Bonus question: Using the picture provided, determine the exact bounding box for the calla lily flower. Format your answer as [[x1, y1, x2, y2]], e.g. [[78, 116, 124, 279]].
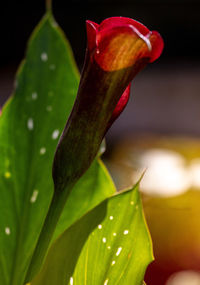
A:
[[25, 18, 164, 282], [53, 17, 164, 192]]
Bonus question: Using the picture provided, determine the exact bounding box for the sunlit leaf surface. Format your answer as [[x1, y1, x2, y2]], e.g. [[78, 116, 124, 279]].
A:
[[32, 184, 153, 285], [53, 159, 115, 241], [0, 13, 115, 285]]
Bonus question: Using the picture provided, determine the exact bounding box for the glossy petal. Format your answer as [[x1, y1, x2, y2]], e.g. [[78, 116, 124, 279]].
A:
[[86, 21, 98, 51], [99, 17, 150, 35], [86, 17, 164, 71], [149, 31, 164, 62], [108, 84, 131, 128], [95, 26, 151, 71]]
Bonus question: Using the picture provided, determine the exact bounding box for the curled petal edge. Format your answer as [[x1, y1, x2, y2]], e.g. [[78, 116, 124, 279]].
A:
[[86, 20, 164, 71], [98, 17, 150, 35], [107, 84, 131, 129]]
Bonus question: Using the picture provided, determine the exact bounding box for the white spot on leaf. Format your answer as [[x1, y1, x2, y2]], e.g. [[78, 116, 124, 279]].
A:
[[27, 118, 34, 130], [41, 52, 48, 62], [109, 216, 114, 220], [40, 147, 46, 155], [98, 224, 102, 229], [5, 227, 10, 235], [32, 92, 38, 100], [30, 190, 39, 203], [70, 276, 73, 285], [107, 246, 111, 250], [113, 233, 117, 237], [123, 230, 129, 235], [102, 237, 106, 243], [116, 247, 122, 256], [111, 260, 116, 266], [52, 130, 60, 140], [104, 279, 109, 285]]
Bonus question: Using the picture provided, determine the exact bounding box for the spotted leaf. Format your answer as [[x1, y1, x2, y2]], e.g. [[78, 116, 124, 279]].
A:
[[31, 183, 153, 285], [0, 12, 115, 285]]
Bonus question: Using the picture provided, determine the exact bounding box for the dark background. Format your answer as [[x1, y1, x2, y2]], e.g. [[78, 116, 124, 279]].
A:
[[1, 0, 200, 147], [0, 0, 200, 67]]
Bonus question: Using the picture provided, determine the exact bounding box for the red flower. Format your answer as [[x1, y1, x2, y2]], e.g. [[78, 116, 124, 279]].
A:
[[53, 17, 164, 191], [86, 17, 163, 123], [24, 18, 164, 283], [86, 17, 163, 70]]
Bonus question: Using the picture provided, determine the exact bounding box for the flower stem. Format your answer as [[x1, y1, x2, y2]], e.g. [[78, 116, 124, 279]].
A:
[[24, 187, 70, 283]]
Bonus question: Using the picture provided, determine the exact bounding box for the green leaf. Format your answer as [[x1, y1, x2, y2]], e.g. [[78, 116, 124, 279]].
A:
[[32, 184, 153, 285], [0, 12, 114, 285], [53, 158, 115, 241]]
